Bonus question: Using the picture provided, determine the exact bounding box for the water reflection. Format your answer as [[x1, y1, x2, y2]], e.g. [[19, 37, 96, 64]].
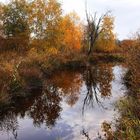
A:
[[46, 71, 83, 107], [98, 64, 113, 98], [0, 112, 18, 140], [82, 64, 113, 114], [0, 64, 126, 140], [82, 129, 91, 140], [28, 88, 62, 128]]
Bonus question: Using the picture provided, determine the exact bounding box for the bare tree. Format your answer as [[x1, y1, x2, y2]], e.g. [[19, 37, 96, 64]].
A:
[[85, 1, 109, 56]]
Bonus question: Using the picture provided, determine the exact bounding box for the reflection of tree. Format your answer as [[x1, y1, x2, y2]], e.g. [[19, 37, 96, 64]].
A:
[[82, 129, 91, 140], [0, 70, 83, 137], [82, 66, 101, 114], [0, 65, 114, 139], [46, 70, 83, 107], [0, 89, 43, 139], [28, 87, 62, 128], [65, 92, 79, 107], [0, 86, 62, 136], [82, 64, 113, 114], [0, 111, 18, 140], [98, 64, 113, 98]]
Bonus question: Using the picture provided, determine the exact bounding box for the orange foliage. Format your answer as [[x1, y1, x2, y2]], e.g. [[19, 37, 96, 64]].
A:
[[46, 70, 82, 106], [120, 39, 135, 48], [61, 12, 83, 53]]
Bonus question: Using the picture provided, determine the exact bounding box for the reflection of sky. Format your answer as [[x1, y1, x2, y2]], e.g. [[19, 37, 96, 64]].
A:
[[58, 66, 127, 140], [0, 65, 127, 140]]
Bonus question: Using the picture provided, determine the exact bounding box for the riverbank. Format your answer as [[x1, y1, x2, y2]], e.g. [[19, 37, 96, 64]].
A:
[[0, 50, 125, 109], [102, 47, 140, 140]]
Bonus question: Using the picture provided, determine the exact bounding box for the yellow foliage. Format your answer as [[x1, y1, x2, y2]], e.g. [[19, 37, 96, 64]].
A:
[[61, 12, 83, 53], [46, 47, 59, 56], [96, 14, 116, 52]]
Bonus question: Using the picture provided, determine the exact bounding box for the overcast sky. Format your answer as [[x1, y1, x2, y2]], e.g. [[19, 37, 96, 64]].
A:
[[1, 0, 140, 39], [61, 0, 140, 40]]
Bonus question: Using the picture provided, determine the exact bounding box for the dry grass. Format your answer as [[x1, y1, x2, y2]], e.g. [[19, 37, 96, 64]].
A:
[[103, 42, 140, 140]]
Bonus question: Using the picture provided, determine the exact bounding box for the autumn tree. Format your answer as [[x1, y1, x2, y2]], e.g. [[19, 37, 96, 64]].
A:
[[28, 0, 47, 39], [0, 0, 30, 51], [44, 0, 62, 48], [95, 14, 116, 52], [84, 8, 109, 56], [29, 0, 62, 49], [29, 1, 83, 54], [61, 12, 83, 54]]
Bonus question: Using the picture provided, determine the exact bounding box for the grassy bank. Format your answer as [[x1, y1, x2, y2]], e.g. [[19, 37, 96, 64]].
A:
[[0, 49, 125, 108], [102, 47, 140, 140]]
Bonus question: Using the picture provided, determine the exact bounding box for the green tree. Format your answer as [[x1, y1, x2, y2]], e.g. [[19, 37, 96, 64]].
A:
[[30, 0, 62, 49], [96, 14, 116, 52], [0, 0, 30, 51], [1, 0, 29, 38]]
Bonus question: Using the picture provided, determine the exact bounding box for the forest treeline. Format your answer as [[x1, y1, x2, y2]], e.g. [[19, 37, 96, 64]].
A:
[[0, 0, 117, 54]]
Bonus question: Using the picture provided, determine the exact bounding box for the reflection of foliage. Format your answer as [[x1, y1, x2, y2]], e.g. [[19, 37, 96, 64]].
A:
[[0, 86, 62, 137], [0, 64, 115, 139], [82, 66, 100, 114], [98, 64, 113, 98], [0, 70, 83, 135], [82, 64, 113, 114], [0, 111, 18, 140], [29, 87, 62, 128], [0, 66, 12, 106], [101, 121, 113, 140], [46, 70, 82, 106]]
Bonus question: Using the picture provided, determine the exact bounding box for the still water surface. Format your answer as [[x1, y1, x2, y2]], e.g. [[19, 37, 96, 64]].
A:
[[0, 64, 126, 140]]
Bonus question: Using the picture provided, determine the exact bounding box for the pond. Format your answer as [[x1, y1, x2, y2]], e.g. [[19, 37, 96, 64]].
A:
[[0, 64, 127, 140]]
